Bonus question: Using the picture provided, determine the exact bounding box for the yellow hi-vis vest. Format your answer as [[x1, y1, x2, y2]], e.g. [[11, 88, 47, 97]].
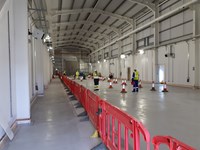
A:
[[134, 71, 139, 80], [93, 72, 99, 79], [76, 71, 79, 76]]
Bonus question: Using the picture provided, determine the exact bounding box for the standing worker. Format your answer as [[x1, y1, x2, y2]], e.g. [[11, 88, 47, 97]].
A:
[[93, 70, 99, 91], [132, 69, 139, 92], [75, 70, 79, 79], [63, 70, 66, 76]]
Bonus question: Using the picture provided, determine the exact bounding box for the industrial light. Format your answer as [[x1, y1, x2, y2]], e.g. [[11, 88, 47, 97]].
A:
[[120, 54, 126, 59], [104, 59, 106, 62], [43, 34, 51, 43], [89, 63, 91, 65], [139, 49, 144, 55], [97, 61, 100, 63]]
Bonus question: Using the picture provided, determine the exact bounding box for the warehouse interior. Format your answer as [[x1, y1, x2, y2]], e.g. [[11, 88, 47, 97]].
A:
[[0, 0, 200, 149]]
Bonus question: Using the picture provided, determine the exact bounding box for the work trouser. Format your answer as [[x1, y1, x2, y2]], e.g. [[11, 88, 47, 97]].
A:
[[94, 78, 99, 89], [133, 80, 138, 92]]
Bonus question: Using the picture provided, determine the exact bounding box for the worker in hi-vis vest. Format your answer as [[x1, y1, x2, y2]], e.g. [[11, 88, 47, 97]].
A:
[[75, 70, 79, 79], [93, 70, 99, 91], [132, 69, 139, 92], [63, 70, 66, 76]]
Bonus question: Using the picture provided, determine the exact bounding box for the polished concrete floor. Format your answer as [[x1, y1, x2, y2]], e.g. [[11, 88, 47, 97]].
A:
[[3, 78, 99, 150], [76, 78, 200, 149]]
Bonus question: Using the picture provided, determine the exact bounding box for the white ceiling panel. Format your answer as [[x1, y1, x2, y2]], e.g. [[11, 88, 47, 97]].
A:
[[96, 0, 112, 10], [104, 0, 124, 12], [69, 14, 79, 22], [95, 15, 108, 24], [73, 0, 86, 9], [115, 1, 135, 15], [60, 15, 69, 22], [61, 0, 73, 9]]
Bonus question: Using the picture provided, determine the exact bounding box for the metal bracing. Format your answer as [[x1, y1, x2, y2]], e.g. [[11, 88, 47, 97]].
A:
[[52, 21, 120, 35], [53, 40, 98, 49], [54, 43, 94, 51], [52, 29, 110, 40], [127, 0, 155, 12], [50, 8, 133, 26], [52, 35, 103, 44], [90, 0, 198, 55]]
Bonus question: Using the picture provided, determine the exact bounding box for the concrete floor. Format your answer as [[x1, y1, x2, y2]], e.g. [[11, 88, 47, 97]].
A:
[[3, 78, 100, 150], [76, 78, 200, 149]]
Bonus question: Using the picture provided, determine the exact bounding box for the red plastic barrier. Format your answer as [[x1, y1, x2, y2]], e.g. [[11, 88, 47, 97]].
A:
[[152, 136, 196, 150], [86, 90, 100, 130], [60, 77, 195, 150], [80, 86, 87, 109], [99, 100, 150, 150], [73, 82, 80, 99]]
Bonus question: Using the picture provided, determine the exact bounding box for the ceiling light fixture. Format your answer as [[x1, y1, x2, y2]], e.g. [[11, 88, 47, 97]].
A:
[[120, 54, 126, 59], [139, 49, 144, 55]]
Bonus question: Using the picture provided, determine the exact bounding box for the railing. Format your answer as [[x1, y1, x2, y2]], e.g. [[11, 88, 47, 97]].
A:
[[152, 136, 196, 150], [60, 75, 196, 150], [99, 100, 150, 150]]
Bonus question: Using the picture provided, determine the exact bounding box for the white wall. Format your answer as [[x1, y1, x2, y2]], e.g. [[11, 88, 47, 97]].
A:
[[14, 0, 30, 122], [0, 0, 15, 139], [0, 0, 53, 140], [157, 41, 195, 85], [93, 39, 195, 86]]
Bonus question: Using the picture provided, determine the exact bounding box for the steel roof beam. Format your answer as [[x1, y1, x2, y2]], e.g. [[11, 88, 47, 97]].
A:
[[59, 46, 91, 53], [53, 40, 98, 49], [54, 43, 94, 51], [50, 8, 133, 26], [52, 29, 109, 40], [127, 0, 155, 12], [52, 35, 103, 44], [52, 21, 120, 35]]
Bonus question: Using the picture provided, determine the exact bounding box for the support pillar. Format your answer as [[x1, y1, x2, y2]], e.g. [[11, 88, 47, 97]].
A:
[[154, 2, 160, 83], [108, 37, 111, 73], [118, 38, 122, 79], [14, 0, 30, 123], [132, 20, 136, 73], [193, 3, 200, 88]]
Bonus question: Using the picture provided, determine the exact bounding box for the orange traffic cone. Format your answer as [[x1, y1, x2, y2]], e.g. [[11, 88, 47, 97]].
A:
[[162, 82, 168, 92], [150, 81, 156, 91], [113, 79, 118, 84], [121, 80, 127, 93], [139, 80, 143, 88], [109, 81, 113, 88], [80, 76, 83, 82]]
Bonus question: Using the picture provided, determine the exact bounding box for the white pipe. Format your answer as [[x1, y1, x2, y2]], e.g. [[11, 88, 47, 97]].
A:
[[90, 0, 198, 55]]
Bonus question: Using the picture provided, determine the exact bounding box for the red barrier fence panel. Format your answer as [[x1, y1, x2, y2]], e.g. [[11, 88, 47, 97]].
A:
[[73, 82, 79, 100], [99, 100, 150, 150], [152, 136, 196, 150], [80, 86, 87, 109], [86, 90, 100, 130]]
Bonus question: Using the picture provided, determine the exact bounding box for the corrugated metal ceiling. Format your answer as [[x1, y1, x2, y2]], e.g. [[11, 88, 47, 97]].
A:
[[28, 0, 160, 52]]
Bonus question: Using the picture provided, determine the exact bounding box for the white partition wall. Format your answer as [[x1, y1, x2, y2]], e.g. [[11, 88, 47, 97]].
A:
[[0, 0, 15, 139], [13, 0, 30, 123], [0, 0, 53, 140]]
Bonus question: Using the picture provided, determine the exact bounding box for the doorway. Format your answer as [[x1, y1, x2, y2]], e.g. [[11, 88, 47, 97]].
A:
[[127, 67, 131, 81], [158, 65, 165, 83]]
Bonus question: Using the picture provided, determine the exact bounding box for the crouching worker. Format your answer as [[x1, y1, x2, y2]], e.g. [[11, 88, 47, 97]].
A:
[[93, 70, 99, 91]]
